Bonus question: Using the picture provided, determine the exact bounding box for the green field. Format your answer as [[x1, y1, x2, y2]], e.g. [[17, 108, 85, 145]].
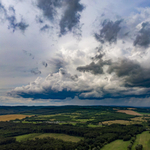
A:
[[15, 133, 83, 143], [131, 131, 150, 150], [101, 140, 130, 150]]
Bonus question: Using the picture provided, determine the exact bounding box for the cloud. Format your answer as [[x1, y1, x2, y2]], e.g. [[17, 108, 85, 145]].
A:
[[30, 68, 41, 75], [108, 59, 150, 88], [59, 0, 84, 36], [77, 59, 111, 75], [0, 2, 7, 22], [134, 22, 150, 47], [40, 24, 52, 32], [42, 61, 48, 67], [7, 69, 82, 99], [7, 16, 29, 32], [0, 2, 29, 32], [94, 19, 122, 44], [37, 0, 62, 21], [36, 0, 84, 36]]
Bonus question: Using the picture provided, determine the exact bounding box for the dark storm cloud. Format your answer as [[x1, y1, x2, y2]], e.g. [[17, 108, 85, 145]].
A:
[[59, 0, 84, 36], [77, 59, 111, 75], [37, 0, 62, 21], [7, 88, 79, 100], [134, 22, 150, 47], [108, 59, 150, 88], [31, 68, 41, 75], [94, 20, 122, 43]]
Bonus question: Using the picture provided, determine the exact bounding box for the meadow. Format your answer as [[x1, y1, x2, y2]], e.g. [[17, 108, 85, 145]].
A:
[[101, 140, 130, 150], [131, 131, 150, 150], [16, 133, 83, 142]]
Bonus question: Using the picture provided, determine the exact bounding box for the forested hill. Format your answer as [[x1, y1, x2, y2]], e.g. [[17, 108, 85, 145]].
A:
[[0, 105, 150, 115]]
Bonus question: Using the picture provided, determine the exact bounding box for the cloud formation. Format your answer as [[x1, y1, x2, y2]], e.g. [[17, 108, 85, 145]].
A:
[[108, 59, 150, 88], [36, 0, 84, 36], [77, 59, 111, 75], [0, 2, 29, 32], [59, 0, 84, 36], [94, 20, 122, 43], [134, 22, 150, 47], [37, 0, 62, 21]]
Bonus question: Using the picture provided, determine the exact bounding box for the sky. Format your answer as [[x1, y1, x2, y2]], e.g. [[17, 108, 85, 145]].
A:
[[1, 0, 150, 106]]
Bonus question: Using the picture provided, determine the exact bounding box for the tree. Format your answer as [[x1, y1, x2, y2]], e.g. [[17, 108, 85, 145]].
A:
[[135, 144, 143, 150]]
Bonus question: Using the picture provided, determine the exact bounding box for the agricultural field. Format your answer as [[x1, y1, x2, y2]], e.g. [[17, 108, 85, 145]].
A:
[[20, 107, 150, 127], [131, 131, 150, 150], [101, 140, 130, 150], [0, 114, 32, 121], [0, 106, 149, 149], [117, 110, 142, 116], [16, 133, 83, 142]]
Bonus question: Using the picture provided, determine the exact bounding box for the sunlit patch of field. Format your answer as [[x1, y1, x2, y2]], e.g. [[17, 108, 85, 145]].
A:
[[102, 120, 131, 125], [101, 140, 130, 150], [131, 116, 150, 122], [0, 114, 32, 121], [102, 120, 137, 125], [117, 110, 142, 116], [131, 131, 150, 150], [15, 133, 83, 143]]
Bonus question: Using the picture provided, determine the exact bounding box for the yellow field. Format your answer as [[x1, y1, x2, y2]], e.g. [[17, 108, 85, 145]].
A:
[[102, 120, 132, 125], [0, 114, 32, 121], [117, 110, 142, 116]]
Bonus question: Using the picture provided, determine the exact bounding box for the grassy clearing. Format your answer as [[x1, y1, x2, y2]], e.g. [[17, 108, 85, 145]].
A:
[[131, 131, 150, 150], [0, 114, 32, 121], [101, 140, 130, 150], [16, 133, 41, 142], [88, 124, 102, 127], [15, 133, 83, 143], [35, 133, 83, 142]]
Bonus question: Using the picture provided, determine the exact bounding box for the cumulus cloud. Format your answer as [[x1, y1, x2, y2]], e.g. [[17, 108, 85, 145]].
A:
[[4, 0, 150, 105], [77, 59, 111, 75], [108, 59, 150, 88]]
